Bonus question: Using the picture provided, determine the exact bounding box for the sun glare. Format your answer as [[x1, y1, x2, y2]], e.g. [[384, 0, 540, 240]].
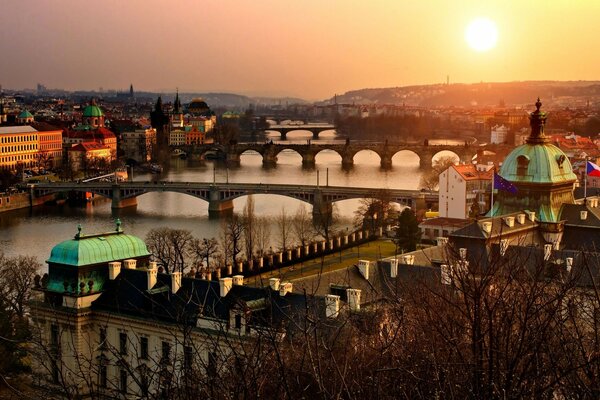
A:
[[465, 18, 498, 52]]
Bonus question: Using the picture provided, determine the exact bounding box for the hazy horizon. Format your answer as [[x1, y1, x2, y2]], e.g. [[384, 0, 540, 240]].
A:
[[2, 1, 599, 100]]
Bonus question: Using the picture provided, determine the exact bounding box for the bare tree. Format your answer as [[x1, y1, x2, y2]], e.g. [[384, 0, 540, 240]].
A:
[[146, 228, 194, 273], [354, 189, 395, 235], [220, 215, 244, 266], [190, 238, 219, 270], [254, 217, 272, 257], [242, 195, 256, 260], [276, 207, 293, 251], [292, 204, 314, 246], [0, 254, 40, 319]]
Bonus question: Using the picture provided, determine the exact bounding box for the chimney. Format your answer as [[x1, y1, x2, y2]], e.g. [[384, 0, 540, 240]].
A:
[[171, 271, 182, 294], [482, 222, 492, 234], [232, 275, 244, 286], [123, 259, 137, 269], [517, 213, 526, 224], [436, 237, 449, 247], [504, 216, 515, 228], [269, 278, 280, 291], [108, 262, 121, 280], [325, 295, 340, 318], [500, 239, 509, 256], [527, 211, 536, 222], [279, 282, 293, 296], [389, 259, 398, 278], [219, 277, 232, 297], [580, 210, 588, 220], [459, 248, 467, 260], [357, 260, 370, 280], [565, 257, 573, 272], [147, 263, 157, 290], [402, 254, 415, 265], [441, 264, 451, 285], [346, 288, 361, 311], [544, 244, 552, 261]]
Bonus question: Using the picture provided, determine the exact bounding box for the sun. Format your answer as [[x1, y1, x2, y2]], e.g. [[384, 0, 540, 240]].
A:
[[465, 18, 498, 52]]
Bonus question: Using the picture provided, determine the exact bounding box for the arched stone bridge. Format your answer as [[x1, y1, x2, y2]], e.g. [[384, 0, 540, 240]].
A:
[[188, 142, 481, 169], [265, 124, 336, 139], [25, 181, 438, 218]]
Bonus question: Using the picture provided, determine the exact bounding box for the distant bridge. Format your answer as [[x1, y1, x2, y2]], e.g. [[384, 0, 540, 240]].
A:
[[183, 142, 494, 169], [265, 124, 336, 139], [24, 181, 438, 218]]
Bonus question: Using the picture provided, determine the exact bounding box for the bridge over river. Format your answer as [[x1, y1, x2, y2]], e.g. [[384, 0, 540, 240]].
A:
[[182, 141, 502, 169], [24, 181, 438, 219]]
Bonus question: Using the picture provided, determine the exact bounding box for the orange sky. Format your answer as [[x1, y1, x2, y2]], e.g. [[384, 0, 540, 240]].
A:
[[1, 0, 599, 100]]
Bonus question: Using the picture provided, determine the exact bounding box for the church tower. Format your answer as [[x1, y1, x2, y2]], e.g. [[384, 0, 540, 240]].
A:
[[171, 90, 184, 128]]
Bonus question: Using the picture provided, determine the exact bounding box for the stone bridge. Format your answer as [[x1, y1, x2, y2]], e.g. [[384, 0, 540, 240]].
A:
[[24, 181, 438, 218], [186, 142, 481, 169], [265, 124, 336, 139]]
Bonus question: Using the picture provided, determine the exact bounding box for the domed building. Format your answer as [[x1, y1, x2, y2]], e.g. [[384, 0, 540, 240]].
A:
[[82, 99, 105, 128], [187, 97, 212, 117], [17, 109, 34, 124], [490, 98, 577, 222]]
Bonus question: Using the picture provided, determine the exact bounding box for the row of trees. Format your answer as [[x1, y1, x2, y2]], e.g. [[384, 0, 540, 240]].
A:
[[145, 197, 342, 273]]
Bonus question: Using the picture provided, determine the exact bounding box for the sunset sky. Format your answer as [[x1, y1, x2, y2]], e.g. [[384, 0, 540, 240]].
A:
[[1, 0, 599, 100]]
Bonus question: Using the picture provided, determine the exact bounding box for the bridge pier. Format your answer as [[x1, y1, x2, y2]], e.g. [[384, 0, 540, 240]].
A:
[[341, 154, 354, 169], [380, 155, 393, 170], [311, 130, 320, 139], [208, 188, 234, 218], [312, 191, 333, 222], [226, 152, 241, 166], [280, 131, 287, 140], [302, 153, 316, 168], [111, 186, 138, 209], [262, 151, 278, 167]]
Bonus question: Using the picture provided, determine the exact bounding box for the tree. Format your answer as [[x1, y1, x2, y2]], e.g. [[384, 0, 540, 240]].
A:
[[312, 204, 339, 241], [292, 205, 314, 246], [394, 208, 421, 252], [242, 196, 256, 260], [354, 190, 395, 235], [254, 217, 272, 257], [190, 238, 219, 270], [145, 228, 194, 273], [0, 254, 40, 319], [220, 215, 244, 266], [420, 155, 457, 190], [276, 207, 293, 251]]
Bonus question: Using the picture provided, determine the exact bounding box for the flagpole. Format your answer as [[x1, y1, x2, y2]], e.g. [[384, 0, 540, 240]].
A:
[[584, 159, 588, 199]]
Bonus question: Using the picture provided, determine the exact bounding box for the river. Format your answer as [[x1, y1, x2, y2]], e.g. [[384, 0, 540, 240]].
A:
[[0, 131, 459, 263]]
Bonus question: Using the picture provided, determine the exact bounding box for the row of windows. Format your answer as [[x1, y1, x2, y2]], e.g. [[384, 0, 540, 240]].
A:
[[1, 154, 35, 163], [0, 134, 38, 144], [0, 144, 38, 153]]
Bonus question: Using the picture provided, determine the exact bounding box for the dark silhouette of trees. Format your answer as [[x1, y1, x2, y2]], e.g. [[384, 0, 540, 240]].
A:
[[394, 208, 421, 252]]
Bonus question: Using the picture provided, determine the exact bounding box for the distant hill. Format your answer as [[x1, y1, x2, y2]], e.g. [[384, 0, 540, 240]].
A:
[[146, 92, 308, 109], [323, 81, 600, 107]]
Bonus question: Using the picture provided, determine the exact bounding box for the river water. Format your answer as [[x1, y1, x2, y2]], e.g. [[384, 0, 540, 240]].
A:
[[0, 131, 459, 263]]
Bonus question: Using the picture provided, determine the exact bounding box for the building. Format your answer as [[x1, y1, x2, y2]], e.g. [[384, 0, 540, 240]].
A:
[[490, 124, 509, 144], [81, 100, 105, 128], [169, 127, 187, 146], [30, 222, 338, 398], [68, 142, 113, 172], [438, 163, 493, 219], [120, 128, 157, 163], [0, 126, 39, 171]]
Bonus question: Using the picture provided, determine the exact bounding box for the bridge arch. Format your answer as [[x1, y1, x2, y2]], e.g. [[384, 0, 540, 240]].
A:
[[351, 149, 384, 165], [314, 148, 343, 162], [431, 149, 461, 166], [390, 149, 421, 167]]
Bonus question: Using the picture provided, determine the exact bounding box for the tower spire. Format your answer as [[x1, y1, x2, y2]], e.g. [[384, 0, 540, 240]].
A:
[[526, 97, 548, 144]]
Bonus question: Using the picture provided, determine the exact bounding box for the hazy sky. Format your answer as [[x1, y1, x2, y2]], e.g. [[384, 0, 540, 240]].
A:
[[1, 0, 599, 100]]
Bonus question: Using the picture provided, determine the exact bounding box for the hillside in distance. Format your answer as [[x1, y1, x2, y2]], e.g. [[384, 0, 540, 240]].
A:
[[324, 81, 600, 107]]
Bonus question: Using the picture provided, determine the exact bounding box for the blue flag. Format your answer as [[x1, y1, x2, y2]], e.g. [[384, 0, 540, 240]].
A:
[[494, 173, 518, 194]]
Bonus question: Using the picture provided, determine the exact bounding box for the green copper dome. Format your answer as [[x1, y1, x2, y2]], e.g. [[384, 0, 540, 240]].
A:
[[18, 110, 33, 119], [499, 143, 576, 184], [83, 104, 104, 118], [47, 229, 150, 267]]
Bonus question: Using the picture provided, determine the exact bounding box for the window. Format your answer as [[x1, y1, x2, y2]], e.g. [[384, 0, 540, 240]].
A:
[[120, 369, 128, 393], [99, 364, 107, 388], [517, 155, 529, 175], [119, 332, 128, 355], [234, 314, 242, 330], [161, 341, 171, 363], [207, 352, 217, 377], [184, 346, 193, 370], [98, 327, 107, 350], [140, 337, 148, 360], [50, 324, 59, 347]]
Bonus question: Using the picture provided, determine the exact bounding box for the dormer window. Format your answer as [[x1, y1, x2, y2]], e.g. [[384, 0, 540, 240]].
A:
[[556, 154, 566, 169], [517, 155, 530, 175]]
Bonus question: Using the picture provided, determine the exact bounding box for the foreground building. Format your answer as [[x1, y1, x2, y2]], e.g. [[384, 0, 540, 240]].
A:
[[30, 221, 339, 397]]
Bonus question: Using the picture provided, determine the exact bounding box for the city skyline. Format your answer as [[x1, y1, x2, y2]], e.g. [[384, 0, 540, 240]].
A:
[[2, 1, 600, 100]]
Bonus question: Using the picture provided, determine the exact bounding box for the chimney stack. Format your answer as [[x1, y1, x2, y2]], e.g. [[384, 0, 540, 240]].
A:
[[325, 295, 340, 318], [232, 275, 244, 286], [219, 277, 233, 297], [108, 262, 122, 280], [147, 262, 157, 289], [123, 259, 137, 269], [279, 282, 293, 296], [269, 278, 280, 291], [389, 259, 398, 278], [171, 271, 182, 294], [517, 213, 526, 224], [346, 288, 361, 311], [566, 257, 573, 272], [357, 260, 370, 280]]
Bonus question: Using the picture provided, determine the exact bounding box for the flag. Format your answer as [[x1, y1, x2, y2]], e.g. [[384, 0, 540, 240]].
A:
[[587, 161, 600, 177], [494, 173, 518, 194]]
